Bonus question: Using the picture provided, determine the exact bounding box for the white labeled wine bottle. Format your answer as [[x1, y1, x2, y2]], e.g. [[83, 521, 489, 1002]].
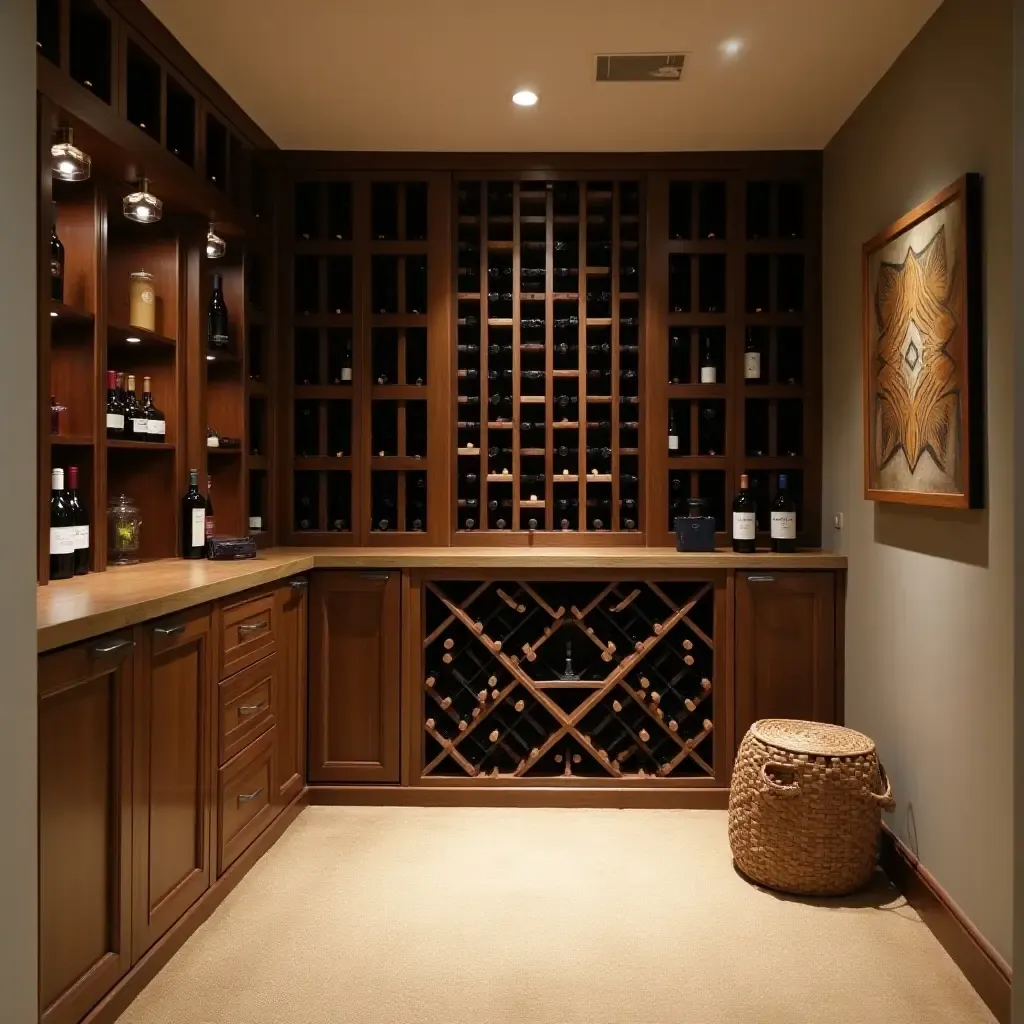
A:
[[49, 468, 75, 580], [732, 473, 756, 554], [181, 469, 206, 559]]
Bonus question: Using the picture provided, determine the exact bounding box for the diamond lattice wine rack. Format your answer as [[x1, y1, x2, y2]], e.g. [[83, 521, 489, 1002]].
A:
[[420, 577, 722, 782]]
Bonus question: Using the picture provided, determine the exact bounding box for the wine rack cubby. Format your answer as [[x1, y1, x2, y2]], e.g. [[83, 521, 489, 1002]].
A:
[[454, 178, 644, 543], [419, 576, 723, 783]]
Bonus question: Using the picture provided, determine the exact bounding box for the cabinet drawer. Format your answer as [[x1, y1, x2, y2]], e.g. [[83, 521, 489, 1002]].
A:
[[217, 590, 277, 680], [219, 653, 277, 765], [218, 728, 277, 874]]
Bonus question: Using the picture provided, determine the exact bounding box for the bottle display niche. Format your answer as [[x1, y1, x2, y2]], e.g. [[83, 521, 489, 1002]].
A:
[[661, 174, 818, 548], [455, 179, 643, 541]]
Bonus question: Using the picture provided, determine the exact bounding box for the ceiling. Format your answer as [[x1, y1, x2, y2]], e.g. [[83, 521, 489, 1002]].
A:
[[143, 0, 942, 152]]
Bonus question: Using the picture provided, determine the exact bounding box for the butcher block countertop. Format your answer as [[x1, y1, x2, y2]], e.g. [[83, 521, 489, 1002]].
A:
[[37, 546, 846, 653]]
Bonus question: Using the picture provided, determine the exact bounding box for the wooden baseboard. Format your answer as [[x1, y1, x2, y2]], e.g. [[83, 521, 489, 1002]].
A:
[[307, 784, 730, 809], [82, 791, 309, 1024], [879, 825, 1011, 1024]]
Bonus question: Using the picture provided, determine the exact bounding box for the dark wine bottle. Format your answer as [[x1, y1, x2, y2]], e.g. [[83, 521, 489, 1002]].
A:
[[105, 370, 125, 439], [50, 202, 64, 302], [668, 406, 680, 453], [49, 468, 75, 580], [66, 465, 89, 575], [732, 473, 757, 554], [701, 334, 717, 384], [208, 273, 230, 351], [770, 474, 797, 553], [125, 374, 148, 441], [745, 328, 762, 381], [205, 475, 216, 542], [181, 469, 207, 559], [141, 376, 165, 440]]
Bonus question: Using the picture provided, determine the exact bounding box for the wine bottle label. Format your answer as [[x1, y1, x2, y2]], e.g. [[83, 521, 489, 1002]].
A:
[[341, 367, 352, 381], [106, 413, 124, 429], [248, 516, 262, 530], [744, 351, 761, 378], [770, 511, 796, 539], [191, 508, 205, 548], [149, 419, 166, 435], [132, 417, 149, 434], [51, 259, 61, 278], [207, 436, 220, 448], [668, 434, 679, 451], [732, 512, 756, 540], [205, 517, 215, 540], [210, 333, 229, 347], [49, 526, 75, 555], [700, 365, 717, 384], [73, 524, 90, 550]]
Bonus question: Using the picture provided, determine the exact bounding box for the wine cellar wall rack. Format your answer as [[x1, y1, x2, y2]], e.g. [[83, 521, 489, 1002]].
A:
[[408, 572, 730, 785], [276, 154, 821, 551]]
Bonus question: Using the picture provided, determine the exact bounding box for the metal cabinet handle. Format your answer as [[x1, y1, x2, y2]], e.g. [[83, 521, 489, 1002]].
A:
[[360, 572, 389, 580], [91, 638, 135, 657], [237, 787, 263, 805], [289, 579, 308, 590], [153, 623, 186, 637], [747, 575, 776, 583], [238, 701, 267, 716], [238, 620, 269, 634]]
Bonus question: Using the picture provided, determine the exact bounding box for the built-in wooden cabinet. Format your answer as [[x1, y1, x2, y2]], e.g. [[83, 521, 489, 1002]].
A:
[[276, 577, 308, 804], [309, 570, 401, 783], [39, 632, 134, 1024], [734, 571, 837, 743], [131, 607, 215, 962]]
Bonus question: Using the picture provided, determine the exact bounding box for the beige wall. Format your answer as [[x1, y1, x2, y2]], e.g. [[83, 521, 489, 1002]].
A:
[[0, 0, 38, 1020], [823, 0, 1014, 963]]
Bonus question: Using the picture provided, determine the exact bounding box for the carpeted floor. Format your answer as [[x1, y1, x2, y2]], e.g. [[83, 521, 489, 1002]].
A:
[[117, 806, 995, 1024]]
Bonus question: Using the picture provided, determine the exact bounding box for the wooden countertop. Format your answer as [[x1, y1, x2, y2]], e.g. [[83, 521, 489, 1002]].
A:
[[38, 546, 846, 653]]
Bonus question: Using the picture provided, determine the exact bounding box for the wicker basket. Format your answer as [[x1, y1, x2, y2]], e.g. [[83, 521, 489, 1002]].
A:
[[728, 719, 894, 896]]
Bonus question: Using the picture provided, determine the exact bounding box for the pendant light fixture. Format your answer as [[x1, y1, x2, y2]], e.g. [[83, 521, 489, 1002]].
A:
[[123, 177, 163, 223], [205, 223, 226, 258], [51, 126, 91, 182]]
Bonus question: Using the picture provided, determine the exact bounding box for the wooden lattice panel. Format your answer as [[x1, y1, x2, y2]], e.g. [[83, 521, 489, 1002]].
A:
[[422, 579, 715, 779]]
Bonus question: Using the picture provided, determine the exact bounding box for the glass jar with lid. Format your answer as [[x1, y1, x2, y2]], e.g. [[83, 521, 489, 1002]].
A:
[[129, 270, 155, 332], [107, 494, 142, 565]]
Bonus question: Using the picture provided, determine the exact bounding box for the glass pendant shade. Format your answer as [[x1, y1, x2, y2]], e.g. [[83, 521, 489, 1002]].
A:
[[123, 177, 163, 223], [205, 224, 226, 258], [51, 127, 91, 182]]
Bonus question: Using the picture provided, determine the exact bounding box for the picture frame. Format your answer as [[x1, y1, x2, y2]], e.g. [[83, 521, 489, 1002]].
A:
[[861, 174, 983, 508]]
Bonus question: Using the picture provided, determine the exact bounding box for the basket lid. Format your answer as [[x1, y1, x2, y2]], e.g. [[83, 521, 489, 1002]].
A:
[[751, 719, 875, 757]]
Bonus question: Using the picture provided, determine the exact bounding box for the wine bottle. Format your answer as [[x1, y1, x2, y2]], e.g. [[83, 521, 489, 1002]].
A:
[[668, 406, 680, 453], [770, 474, 797, 553], [50, 203, 64, 302], [105, 370, 125, 438], [66, 465, 89, 575], [248, 487, 263, 532], [339, 336, 352, 382], [457, 498, 479, 509], [457, 343, 479, 354], [49, 468, 75, 580], [732, 473, 757, 554], [700, 404, 722, 456], [125, 374, 148, 441], [181, 469, 206, 559], [205, 475, 216, 542], [141, 376, 165, 440], [700, 334, 717, 384], [623, 518, 637, 530], [208, 273, 230, 351], [488, 368, 512, 380], [745, 329, 761, 380]]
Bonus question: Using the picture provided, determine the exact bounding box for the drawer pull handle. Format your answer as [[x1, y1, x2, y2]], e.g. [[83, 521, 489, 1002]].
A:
[[238, 620, 269, 635], [91, 638, 135, 657], [239, 701, 267, 716], [153, 623, 186, 637], [289, 579, 308, 590], [360, 572, 389, 580], [747, 575, 776, 583], [237, 787, 263, 805]]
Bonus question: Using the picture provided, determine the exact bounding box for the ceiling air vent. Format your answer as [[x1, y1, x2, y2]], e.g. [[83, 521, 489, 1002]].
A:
[[596, 53, 687, 83]]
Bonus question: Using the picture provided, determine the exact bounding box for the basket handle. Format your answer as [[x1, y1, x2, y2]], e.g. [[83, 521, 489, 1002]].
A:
[[868, 761, 895, 811], [760, 762, 800, 798]]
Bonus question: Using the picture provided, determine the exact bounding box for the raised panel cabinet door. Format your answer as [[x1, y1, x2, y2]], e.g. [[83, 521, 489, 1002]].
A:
[[735, 571, 837, 745], [275, 577, 308, 804], [309, 571, 401, 783], [131, 607, 216, 963], [39, 633, 134, 1024]]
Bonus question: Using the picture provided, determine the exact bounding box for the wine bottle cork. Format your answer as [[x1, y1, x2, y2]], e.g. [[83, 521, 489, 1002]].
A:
[[599, 749, 608, 760], [701, 677, 712, 691], [612, 699, 623, 713], [443, 638, 455, 650], [703, 718, 713, 731], [554, 754, 564, 764], [458, 719, 467, 731], [526, 650, 536, 662], [668, 719, 679, 732], [639, 728, 650, 743], [491, 689, 500, 701], [653, 623, 663, 635], [493, 639, 502, 651], [637, 690, 646, 701], [572, 753, 582, 764], [477, 689, 488, 703], [684, 697, 696, 712], [474, 621, 484, 633], [655, 708, 664, 719], [634, 641, 644, 652], [426, 717, 436, 730], [684, 654, 695, 666], [442, 652, 453, 664], [489, 729, 499, 743], [640, 677, 650, 689], [471, 707, 480, 718], [531, 747, 539, 758], [650, 691, 661, 705], [607, 641, 617, 653], [440, 696, 452, 709], [683, 639, 693, 651], [487, 675, 498, 687], [514, 699, 525, 712], [425, 675, 435, 688]]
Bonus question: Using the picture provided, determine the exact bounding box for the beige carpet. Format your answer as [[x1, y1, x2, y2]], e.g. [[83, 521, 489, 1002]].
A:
[[117, 806, 994, 1024]]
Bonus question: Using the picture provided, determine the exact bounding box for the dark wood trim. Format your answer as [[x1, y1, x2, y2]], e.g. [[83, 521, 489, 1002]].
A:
[[879, 825, 1010, 1024], [307, 783, 729, 809], [81, 790, 308, 1024]]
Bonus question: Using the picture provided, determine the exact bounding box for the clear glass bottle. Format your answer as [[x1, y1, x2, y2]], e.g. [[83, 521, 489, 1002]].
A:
[[107, 494, 141, 565], [129, 271, 155, 332]]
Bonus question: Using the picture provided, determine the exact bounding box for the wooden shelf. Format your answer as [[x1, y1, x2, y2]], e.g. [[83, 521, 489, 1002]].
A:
[[108, 440, 175, 451], [107, 323, 176, 350], [51, 434, 94, 446], [49, 301, 94, 331]]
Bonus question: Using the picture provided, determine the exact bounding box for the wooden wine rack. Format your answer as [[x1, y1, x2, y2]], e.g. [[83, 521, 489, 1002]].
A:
[[421, 577, 719, 781], [453, 178, 644, 542]]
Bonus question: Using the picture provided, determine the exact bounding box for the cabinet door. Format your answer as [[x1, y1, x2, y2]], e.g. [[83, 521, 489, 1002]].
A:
[[39, 634, 134, 1024], [131, 608, 215, 962], [736, 572, 837, 743], [309, 571, 400, 783], [276, 577, 308, 804]]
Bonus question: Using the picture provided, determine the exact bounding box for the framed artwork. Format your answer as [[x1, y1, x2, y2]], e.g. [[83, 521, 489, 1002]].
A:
[[862, 174, 983, 508]]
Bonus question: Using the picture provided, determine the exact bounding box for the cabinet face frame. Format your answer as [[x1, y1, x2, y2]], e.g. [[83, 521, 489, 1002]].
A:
[[275, 577, 308, 804]]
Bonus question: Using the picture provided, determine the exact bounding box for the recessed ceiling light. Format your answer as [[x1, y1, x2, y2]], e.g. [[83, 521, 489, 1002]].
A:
[[512, 89, 538, 107], [720, 38, 743, 58]]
